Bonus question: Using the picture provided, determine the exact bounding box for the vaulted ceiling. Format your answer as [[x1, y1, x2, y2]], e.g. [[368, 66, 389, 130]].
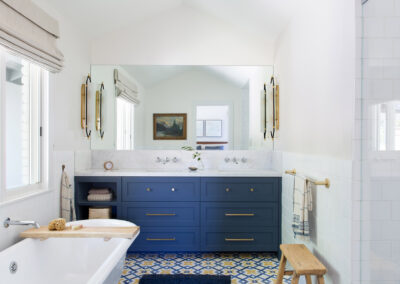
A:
[[33, 0, 298, 42], [122, 65, 266, 88]]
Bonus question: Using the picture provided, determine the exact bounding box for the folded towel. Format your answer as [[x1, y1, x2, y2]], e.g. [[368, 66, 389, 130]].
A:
[[88, 193, 113, 201], [292, 176, 313, 239], [88, 188, 110, 195]]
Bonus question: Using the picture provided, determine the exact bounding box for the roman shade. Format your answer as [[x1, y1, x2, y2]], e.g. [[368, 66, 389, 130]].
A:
[[114, 69, 140, 104], [0, 0, 64, 72]]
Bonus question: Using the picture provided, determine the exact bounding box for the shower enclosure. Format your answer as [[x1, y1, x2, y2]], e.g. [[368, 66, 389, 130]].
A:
[[359, 0, 400, 282]]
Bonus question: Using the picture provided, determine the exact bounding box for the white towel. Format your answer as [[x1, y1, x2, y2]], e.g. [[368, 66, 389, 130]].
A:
[[292, 176, 313, 238], [60, 171, 76, 221]]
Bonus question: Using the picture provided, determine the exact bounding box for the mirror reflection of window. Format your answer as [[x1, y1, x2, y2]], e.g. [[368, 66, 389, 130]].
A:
[[116, 97, 134, 150], [373, 101, 400, 152], [196, 105, 229, 150]]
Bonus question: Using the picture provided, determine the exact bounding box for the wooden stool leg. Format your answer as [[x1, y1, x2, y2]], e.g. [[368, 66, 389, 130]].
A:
[[275, 254, 287, 284], [305, 275, 312, 284], [317, 276, 325, 284], [291, 273, 300, 284]]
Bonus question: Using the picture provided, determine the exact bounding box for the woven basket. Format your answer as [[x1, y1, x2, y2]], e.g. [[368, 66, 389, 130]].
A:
[[88, 207, 111, 219], [87, 193, 112, 201]]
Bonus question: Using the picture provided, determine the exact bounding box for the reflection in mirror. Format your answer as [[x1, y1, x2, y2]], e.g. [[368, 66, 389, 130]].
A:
[[90, 65, 274, 150], [373, 101, 400, 151]]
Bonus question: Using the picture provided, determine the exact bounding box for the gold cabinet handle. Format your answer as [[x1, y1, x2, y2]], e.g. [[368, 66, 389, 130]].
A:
[[250, 188, 254, 192], [146, 188, 151, 192], [225, 188, 230, 192], [146, 238, 176, 241], [146, 213, 176, 216], [225, 213, 255, 217], [225, 238, 254, 242], [171, 187, 176, 192]]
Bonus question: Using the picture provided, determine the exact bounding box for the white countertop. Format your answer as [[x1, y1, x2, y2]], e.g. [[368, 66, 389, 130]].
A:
[[75, 168, 282, 177]]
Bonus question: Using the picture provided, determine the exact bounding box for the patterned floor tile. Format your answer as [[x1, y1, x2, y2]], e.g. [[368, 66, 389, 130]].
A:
[[120, 252, 292, 283]]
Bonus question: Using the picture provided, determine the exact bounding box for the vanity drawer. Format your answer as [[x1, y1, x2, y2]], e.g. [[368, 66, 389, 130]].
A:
[[122, 202, 200, 227], [122, 177, 200, 201], [201, 202, 278, 227], [201, 178, 280, 202], [129, 227, 200, 252], [201, 227, 278, 252]]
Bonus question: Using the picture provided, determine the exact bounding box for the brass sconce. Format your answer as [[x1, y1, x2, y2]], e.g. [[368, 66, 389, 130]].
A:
[[270, 76, 279, 140], [96, 83, 105, 139], [81, 74, 91, 138]]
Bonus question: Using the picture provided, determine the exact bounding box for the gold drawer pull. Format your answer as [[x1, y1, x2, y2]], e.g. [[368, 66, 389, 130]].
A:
[[146, 213, 176, 216], [225, 188, 230, 192], [250, 188, 254, 192], [225, 238, 254, 242], [225, 213, 255, 217], [146, 238, 176, 241], [146, 188, 151, 192]]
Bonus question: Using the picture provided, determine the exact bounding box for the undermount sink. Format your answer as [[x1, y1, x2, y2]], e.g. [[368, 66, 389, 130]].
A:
[[145, 168, 184, 172], [217, 168, 260, 172]]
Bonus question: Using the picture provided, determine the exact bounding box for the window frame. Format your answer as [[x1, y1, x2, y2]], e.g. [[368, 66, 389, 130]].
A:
[[0, 48, 50, 203]]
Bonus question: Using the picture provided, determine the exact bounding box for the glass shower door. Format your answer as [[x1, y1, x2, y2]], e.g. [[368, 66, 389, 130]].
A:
[[360, 0, 400, 282]]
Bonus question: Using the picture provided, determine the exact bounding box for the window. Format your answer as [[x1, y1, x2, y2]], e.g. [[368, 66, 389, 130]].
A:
[[116, 97, 134, 150], [0, 48, 49, 200], [374, 101, 400, 152]]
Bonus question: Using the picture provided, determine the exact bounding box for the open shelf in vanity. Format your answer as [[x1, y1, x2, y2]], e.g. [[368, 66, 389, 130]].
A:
[[75, 175, 281, 254]]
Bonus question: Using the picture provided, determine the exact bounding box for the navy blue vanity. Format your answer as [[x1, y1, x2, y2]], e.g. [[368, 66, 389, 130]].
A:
[[74, 176, 281, 254]]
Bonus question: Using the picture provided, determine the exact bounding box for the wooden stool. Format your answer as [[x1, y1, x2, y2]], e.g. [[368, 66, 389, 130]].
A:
[[275, 244, 327, 284]]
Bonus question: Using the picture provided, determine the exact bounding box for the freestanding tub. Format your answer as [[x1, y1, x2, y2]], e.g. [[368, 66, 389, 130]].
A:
[[0, 219, 139, 284]]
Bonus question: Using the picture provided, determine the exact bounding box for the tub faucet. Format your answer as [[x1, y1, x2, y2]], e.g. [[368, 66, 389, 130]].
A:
[[3, 218, 40, 229]]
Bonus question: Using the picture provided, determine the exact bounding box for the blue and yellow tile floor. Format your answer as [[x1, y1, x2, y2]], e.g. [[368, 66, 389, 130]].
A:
[[119, 252, 291, 284]]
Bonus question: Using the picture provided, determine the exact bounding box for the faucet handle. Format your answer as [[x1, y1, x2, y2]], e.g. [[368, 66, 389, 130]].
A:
[[232, 157, 238, 164], [172, 157, 178, 163], [156, 157, 162, 163], [241, 157, 247, 163], [224, 157, 230, 163]]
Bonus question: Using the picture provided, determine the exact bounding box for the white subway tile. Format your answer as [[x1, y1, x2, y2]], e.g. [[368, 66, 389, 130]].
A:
[[391, 201, 400, 219], [386, 17, 400, 37], [361, 201, 391, 220], [364, 38, 393, 59], [364, 0, 395, 17], [364, 17, 385, 38]]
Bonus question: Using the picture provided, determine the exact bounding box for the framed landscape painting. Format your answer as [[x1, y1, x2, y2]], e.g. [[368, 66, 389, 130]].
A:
[[153, 113, 187, 140]]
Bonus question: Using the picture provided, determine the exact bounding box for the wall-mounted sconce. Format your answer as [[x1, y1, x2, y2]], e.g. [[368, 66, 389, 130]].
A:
[[270, 76, 279, 139], [96, 82, 105, 139], [263, 77, 280, 141], [81, 74, 91, 138]]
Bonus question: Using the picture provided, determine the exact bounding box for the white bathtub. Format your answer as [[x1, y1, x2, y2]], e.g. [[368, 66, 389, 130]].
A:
[[0, 219, 139, 284]]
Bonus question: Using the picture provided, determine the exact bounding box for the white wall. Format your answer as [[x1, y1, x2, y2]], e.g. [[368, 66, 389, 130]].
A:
[[90, 65, 145, 150], [274, 0, 356, 283], [91, 5, 274, 66], [141, 70, 244, 150], [274, 0, 355, 160], [0, 1, 92, 251]]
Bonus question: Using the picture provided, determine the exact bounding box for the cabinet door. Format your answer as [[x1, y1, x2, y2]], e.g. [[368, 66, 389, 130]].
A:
[[201, 202, 278, 227], [123, 202, 200, 227], [201, 177, 280, 202], [129, 227, 200, 252], [201, 227, 278, 252], [122, 177, 200, 202]]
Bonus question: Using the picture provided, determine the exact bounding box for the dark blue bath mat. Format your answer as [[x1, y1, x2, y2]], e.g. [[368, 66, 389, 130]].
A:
[[139, 274, 231, 284]]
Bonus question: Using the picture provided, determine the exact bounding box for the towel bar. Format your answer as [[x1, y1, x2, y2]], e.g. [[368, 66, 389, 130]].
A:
[[285, 169, 330, 189]]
